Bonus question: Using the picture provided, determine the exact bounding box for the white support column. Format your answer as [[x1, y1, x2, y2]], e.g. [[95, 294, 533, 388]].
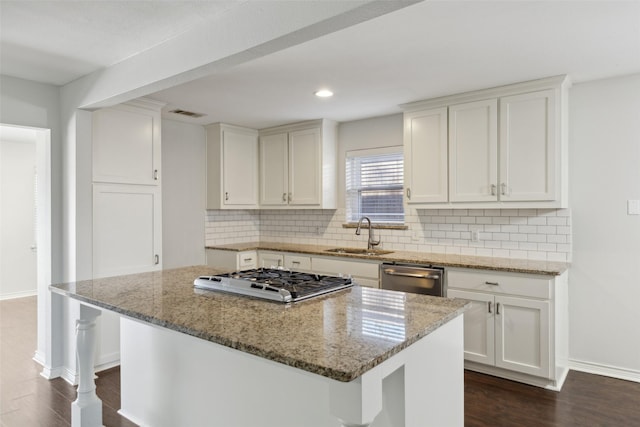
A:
[[329, 368, 383, 427], [72, 304, 102, 427]]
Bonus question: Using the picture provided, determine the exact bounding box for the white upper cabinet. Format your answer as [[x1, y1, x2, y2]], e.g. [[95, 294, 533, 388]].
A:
[[404, 107, 448, 204], [499, 89, 557, 201], [448, 99, 498, 202], [259, 119, 337, 209], [402, 75, 569, 209], [92, 99, 163, 185], [206, 123, 259, 209], [259, 132, 289, 205]]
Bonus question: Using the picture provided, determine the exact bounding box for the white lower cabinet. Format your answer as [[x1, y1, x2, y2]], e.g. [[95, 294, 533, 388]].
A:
[[258, 251, 284, 268], [93, 183, 162, 278], [311, 256, 380, 288], [206, 249, 257, 271], [447, 268, 567, 390], [284, 254, 312, 272]]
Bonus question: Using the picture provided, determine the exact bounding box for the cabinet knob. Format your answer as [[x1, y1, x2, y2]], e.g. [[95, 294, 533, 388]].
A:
[[154, 254, 160, 265], [282, 193, 287, 202], [491, 184, 497, 196], [225, 192, 229, 201], [496, 302, 501, 315], [406, 188, 411, 199], [485, 281, 499, 286], [288, 193, 292, 203], [154, 169, 159, 181], [488, 301, 492, 314]]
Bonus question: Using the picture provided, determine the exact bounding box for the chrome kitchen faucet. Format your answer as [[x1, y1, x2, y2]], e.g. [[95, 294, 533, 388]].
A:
[[355, 216, 381, 251]]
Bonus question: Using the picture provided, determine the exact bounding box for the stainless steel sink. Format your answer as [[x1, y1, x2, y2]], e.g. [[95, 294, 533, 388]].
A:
[[325, 247, 394, 256]]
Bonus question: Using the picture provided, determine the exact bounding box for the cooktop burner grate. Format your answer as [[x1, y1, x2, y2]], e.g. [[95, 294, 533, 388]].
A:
[[194, 268, 353, 303]]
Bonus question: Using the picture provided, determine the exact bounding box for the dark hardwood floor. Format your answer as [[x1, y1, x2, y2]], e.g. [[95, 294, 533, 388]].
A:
[[2, 296, 639, 426]]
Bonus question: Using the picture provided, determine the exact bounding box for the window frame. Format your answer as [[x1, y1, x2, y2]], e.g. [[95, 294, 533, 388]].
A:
[[345, 146, 405, 226]]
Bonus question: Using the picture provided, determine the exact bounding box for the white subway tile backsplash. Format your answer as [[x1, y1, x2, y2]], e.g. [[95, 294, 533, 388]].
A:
[[204, 207, 572, 262]]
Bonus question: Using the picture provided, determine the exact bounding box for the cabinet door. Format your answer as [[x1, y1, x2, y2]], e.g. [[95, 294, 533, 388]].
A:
[[495, 295, 551, 378], [93, 183, 161, 278], [93, 106, 160, 185], [222, 128, 258, 206], [288, 127, 321, 205], [449, 99, 498, 202], [403, 108, 448, 203], [259, 133, 289, 205], [447, 289, 495, 365], [499, 90, 556, 201]]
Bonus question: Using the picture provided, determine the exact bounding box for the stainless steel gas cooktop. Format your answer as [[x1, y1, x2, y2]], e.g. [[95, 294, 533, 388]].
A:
[[194, 268, 353, 303]]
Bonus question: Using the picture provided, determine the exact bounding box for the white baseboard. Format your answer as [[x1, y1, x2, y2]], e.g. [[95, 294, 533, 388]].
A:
[[569, 359, 640, 384], [0, 290, 37, 300], [60, 366, 78, 386]]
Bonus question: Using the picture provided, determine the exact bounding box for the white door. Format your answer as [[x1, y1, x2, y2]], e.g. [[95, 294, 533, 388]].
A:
[[288, 127, 321, 206], [93, 183, 162, 278], [222, 128, 258, 206], [495, 295, 551, 378], [403, 107, 448, 203], [447, 289, 495, 365], [0, 140, 37, 298], [92, 106, 160, 185], [259, 133, 288, 205], [449, 99, 498, 202], [499, 89, 556, 201]]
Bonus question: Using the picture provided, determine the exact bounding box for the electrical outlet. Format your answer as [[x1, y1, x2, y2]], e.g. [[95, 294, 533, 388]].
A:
[[628, 200, 640, 215], [471, 230, 480, 242]]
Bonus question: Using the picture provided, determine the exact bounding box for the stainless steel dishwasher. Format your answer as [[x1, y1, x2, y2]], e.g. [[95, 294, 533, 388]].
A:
[[380, 263, 445, 296]]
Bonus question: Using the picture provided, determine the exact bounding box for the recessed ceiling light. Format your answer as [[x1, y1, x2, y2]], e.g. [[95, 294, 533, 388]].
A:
[[315, 89, 334, 98]]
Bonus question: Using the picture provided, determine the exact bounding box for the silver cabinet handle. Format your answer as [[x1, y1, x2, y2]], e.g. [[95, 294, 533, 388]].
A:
[[491, 184, 497, 196], [501, 183, 507, 195], [383, 269, 440, 280], [288, 192, 292, 203], [488, 301, 492, 314], [406, 188, 411, 199], [282, 193, 287, 202], [225, 192, 229, 201], [154, 169, 159, 180], [243, 258, 253, 262], [154, 254, 159, 265], [496, 302, 501, 315], [485, 281, 499, 286]]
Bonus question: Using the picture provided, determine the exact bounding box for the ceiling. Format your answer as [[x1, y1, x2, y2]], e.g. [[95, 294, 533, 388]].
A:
[[2, 1, 640, 129]]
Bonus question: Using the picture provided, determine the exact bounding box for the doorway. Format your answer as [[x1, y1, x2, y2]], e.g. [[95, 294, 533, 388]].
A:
[[0, 124, 52, 369]]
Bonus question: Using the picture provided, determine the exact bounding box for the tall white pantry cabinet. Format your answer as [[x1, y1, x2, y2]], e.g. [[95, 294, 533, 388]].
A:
[[91, 98, 164, 367], [403, 75, 570, 209], [92, 99, 164, 278]]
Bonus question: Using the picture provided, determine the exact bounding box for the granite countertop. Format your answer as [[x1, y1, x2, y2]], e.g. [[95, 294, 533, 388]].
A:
[[50, 266, 468, 382], [206, 241, 569, 275]]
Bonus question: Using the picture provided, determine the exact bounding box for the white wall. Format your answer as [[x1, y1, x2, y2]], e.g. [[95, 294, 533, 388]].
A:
[[162, 120, 206, 268], [568, 73, 640, 380], [0, 139, 37, 298]]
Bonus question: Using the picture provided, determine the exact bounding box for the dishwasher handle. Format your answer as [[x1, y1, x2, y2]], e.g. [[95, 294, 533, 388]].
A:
[[382, 269, 440, 280]]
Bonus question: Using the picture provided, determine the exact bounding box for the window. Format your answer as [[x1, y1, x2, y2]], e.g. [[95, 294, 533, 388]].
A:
[[346, 147, 404, 224]]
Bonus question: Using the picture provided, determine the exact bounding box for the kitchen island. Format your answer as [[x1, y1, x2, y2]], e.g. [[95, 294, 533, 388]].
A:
[[50, 266, 468, 427]]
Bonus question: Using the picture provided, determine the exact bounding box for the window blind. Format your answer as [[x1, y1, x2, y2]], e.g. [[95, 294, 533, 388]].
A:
[[346, 148, 404, 224]]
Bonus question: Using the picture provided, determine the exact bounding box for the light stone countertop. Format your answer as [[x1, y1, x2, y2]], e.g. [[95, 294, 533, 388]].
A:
[[50, 266, 468, 382], [206, 241, 569, 275]]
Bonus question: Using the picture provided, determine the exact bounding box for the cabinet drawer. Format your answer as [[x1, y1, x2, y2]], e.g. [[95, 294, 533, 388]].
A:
[[238, 251, 257, 269], [447, 268, 551, 299], [312, 257, 379, 279], [284, 254, 312, 271]]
